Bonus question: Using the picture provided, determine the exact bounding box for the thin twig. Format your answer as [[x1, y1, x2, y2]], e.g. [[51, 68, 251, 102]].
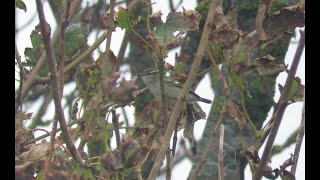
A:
[[78, 0, 116, 152], [291, 87, 305, 175], [146, 0, 152, 34], [59, 0, 71, 98], [147, 0, 220, 179], [117, 32, 129, 62], [26, 119, 142, 145], [77, 95, 102, 151], [121, 107, 130, 127], [112, 109, 122, 151], [189, 90, 230, 180], [15, 43, 25, 111], [15, 0, 81, 113], [36, 0, 84, 165], [206, 46, 228, 88], [253, 29, 304, 180], [104, 0, 115, 53], [218, 124, 225, 180], [31, 31, 110, 85]]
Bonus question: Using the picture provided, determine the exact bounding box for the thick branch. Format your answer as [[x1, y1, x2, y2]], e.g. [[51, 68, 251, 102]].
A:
[[253, 30, 304, 180], [147, 0, 219, 179], [36, 0, 84, 165]]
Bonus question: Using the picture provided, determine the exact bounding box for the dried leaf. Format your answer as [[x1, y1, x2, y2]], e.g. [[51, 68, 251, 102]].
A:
[[210, 28, 241, 47], [101, 150, 122, 171], [102, 74, 139, 104], [263, 5, 305, 39], [254, 55, 276, 66], [280, 154, 294, 170], [225, 7, 238, 29], [281, 170, 296, 180], [254, 55, 286, 76], [151, 9, 200, 47], [226, 100, 246, 129], [245, 146, 260, 163], [213, 3, 229, 30], [278, 77, 304, 102], [255, 4, 268, 40]]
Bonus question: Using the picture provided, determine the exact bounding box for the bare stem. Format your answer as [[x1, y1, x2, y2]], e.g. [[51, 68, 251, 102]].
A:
[[206, 46, 228, 88], [291, 87, 305, 175], [15, 43, 25, 111], [36, 0, 84, 165], [32, 31, 110, 85], [189, 90, 230, 180], [253, 29, 304, 180], [147, 0, 219, 179], [15, 0, 81, 113], [218, 125, 225, 180]]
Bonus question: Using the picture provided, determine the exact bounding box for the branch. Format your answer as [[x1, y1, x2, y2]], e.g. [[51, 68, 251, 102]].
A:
[[253, 29, 304, 180], [32, 31, 110, 85], [112, 110, 122, 150], [45, 0, 72, 176], [147, 0, 219, 178], [189, 90, 229, 180], [36, 0, 84, 165], [15, 43, 25, 111], [58, 0, 71, 98], [218, 125, 225, 180], [78, 0, 116, 151], [291, 87, 305, 175], [15, 0, 81, 113]]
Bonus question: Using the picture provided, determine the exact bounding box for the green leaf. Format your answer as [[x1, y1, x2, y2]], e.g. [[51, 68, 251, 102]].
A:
[[116, 8, 130, 29], [30, 30, 42, 50], [16, 0, 27, 12], [54, 23, 88, 60], [231, 72, 246, 91], [24, 24, 51, 62]]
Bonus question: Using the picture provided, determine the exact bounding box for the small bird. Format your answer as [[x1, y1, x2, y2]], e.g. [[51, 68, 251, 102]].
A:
[[140, 68, 212, 106]]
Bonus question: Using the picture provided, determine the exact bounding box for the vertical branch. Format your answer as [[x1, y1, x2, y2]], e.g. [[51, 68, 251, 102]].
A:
[[166, 151, 172, 180], [253, 30, 304, 180], [15, 43, 25, 111], [45, 0, 72, 176], [189, 90, 229, 180], [36, 0, 84, 165], [255, 0, 271, 40], [15, 0, 81, 113], [78, 0, 116, 152], [146, 0, 152, 33], [147, 0, 220, 179], [291, 87, 305, 175], [218, 125, 225, 180], [112, 109, 122, 150], [100, 0, 116, 77], [59, 0, 71, 98]]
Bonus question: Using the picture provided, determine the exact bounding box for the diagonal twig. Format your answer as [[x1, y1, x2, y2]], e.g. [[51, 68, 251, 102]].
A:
[[291, 87, 305, 175], [253, 29, 304, 180], [36, 0, 84, 165], [15, 0, 81, 113], [147, 1, 220, 179]]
